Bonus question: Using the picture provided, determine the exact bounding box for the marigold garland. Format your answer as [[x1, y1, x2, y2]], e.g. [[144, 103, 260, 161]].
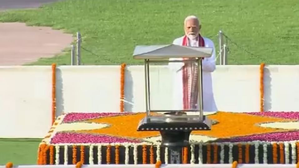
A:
[[5, 162, 13, 168], [80, 145, 85, 163], [182, 147, 188, 164], [155, 160, 162, 168], [75, 161, 83, 168], [142, 145, 147, 164], [238, 144, 242, 163], [206, 144, 211, 163], [81, 112, 289, 140], [150, 146, 154, 164], [297, 142, 299, 163], [73, 145, 77, 164], [279, 143, 284, 163], [41, 144, 49, 165], [259, 63, 265, 112], [115, 145, 120, 164], [37, 144, 44, 164], [213, 144, 218, 163], [38, 144, 48, 165], [232, 161, 238, 168], [273, 143, 277, 164], [107, 145, 111, 164], [120, 63, 126, 112], [181, 147, 184, 162], [41, 144, 47, 165], [51, 63, 57, 124], [36, 141, 299, 165], [50, 145, 54, 164], [245, 144, 250, 163]]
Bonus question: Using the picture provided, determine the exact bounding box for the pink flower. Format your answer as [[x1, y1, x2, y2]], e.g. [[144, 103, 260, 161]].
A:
[[62, 112, 131, 123], [246, 111, 299, 120], [51, 132, 141, 144]]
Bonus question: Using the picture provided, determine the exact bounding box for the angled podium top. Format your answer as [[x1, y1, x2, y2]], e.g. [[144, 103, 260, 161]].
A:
[[133, 44, 213, 59]]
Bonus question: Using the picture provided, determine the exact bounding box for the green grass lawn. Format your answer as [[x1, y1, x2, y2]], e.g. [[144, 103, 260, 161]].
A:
[[0, 0, 298, 165], [0, 139, 41, 165], [0, 0, 298, 65]]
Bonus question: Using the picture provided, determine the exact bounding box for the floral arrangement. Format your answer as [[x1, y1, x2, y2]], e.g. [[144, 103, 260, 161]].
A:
[[48, 111, 299, 144], [38, 111, 299, 165]]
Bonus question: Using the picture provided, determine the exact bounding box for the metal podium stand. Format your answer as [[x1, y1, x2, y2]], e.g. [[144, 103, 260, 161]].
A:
[[133, 44, 213, 164]]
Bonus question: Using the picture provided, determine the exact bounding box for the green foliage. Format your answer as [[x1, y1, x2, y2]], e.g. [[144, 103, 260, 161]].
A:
[[1, 0, 298, 65]]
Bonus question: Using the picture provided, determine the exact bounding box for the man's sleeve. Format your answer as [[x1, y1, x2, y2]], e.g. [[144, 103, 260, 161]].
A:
[[202, 39, 216, 72]]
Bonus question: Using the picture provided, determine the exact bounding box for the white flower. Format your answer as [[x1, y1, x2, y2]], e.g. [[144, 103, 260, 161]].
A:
[[143, 134, 217, 143], [259, 121, 299, 130]]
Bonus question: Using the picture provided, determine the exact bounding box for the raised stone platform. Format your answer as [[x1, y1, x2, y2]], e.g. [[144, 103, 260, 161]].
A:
[[37, 112, 299, 164], [40, 143, 298, 164]]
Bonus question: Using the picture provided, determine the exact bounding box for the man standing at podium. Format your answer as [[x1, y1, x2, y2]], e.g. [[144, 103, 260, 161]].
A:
[[169, 15, 218, 113]]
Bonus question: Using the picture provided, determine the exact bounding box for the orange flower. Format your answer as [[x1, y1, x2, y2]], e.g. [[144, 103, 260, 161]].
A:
[[80, 146, 84, 163], [259, 63, 265, 112], [5, 162, 13, 168], [72, 145, 77, 164], [120, 63, 126, 112], [238, 144, 242, 163], [206, 144, 211, 163], [38, 144, 48, 165], [213, 144, 218, 163], [115, 145, 120, 164], [232, 161, 238, 168], [245, 144, 250, 163], [183, 147, 188, 164], [155, 160, 162, 168], [273, 143, 277, 164], [52, 63, 57, 124], [107, 145, 111, 164], [49, 145, 54, 164], [37, 144, 45, 164], [79, 112, 292, 139], [75, 161, 83, 168], [150, 146, 154, 164], [279, 143, 284, 163]]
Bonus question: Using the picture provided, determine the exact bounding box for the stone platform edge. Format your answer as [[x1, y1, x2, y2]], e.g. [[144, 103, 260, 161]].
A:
[[37, 142, 299, 165]]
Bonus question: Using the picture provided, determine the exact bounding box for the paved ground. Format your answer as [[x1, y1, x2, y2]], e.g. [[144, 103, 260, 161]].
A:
[[0, 23, 73, 65], [0, 0, 72, 66], [0, 0, 62, 11]]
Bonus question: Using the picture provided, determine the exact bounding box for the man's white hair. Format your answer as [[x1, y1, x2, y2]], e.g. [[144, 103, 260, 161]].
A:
[[184, 15, 201, 25]]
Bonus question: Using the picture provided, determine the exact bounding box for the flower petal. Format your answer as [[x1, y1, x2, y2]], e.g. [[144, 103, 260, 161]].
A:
[[50, 132, 141, 144]]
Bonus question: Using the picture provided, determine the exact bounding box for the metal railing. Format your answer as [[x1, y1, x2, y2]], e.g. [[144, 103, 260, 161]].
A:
[[70, 30, 230, 66], [70, 32, 82, 65], [218, 30, 228, 65]]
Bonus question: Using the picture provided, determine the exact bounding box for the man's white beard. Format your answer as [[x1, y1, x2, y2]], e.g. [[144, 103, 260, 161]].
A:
[[187, 34, 198, 40]]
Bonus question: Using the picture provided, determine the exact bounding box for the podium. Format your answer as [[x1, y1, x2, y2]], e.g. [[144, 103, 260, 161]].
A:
[[133, 44, 213, 163]]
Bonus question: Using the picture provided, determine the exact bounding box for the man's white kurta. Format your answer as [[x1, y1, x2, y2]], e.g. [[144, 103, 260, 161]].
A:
[[169, 36, 218, 112]]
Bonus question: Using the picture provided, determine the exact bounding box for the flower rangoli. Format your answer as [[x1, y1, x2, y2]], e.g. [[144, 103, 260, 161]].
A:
[[48, 111, 299, 144]]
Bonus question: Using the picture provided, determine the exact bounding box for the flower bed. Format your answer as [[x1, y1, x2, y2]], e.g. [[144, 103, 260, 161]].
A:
[[38, 111, 299, 165]]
